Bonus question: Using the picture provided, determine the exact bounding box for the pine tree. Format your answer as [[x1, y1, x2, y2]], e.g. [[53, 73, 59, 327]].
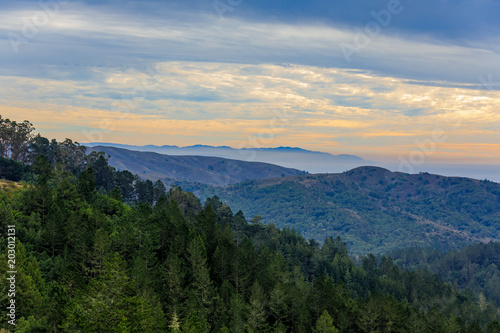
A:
[[63, 252, 165, 332], [269, 283, 288, 327], [445, 315, 464, 333], [314, 310, 339, 333], [229, 292, 248, 333], [246, 282, 268, 333], [169, 311, 181, 332], [188, 235, 214, 306], [30, 155, 54, 223], [153, 180, 166, 204], [78, 167, 97, 201], [479, 292, 488, 312], [185, 235, 214, 331], [162, 253, 185, 313]]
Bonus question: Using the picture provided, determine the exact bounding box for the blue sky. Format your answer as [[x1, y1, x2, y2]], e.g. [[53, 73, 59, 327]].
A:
[[1, 0, 499, 169]]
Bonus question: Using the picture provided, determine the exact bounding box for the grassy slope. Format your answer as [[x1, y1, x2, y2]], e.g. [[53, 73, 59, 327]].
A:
[[0, 179, 23, 191]]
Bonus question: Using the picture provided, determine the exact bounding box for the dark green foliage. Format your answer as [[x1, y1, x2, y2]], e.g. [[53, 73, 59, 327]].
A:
[[314, 310, 339, 333], [1, 170, 499, 332], [78, 167, 97, 201], [0, 157, 31, 181], [389, 242, 500, 308], [87, 151, 115, 192]]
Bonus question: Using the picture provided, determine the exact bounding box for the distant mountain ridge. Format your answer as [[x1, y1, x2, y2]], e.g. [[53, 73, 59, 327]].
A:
[[87, 142, 367, 173], [89, 146, 307, 186]]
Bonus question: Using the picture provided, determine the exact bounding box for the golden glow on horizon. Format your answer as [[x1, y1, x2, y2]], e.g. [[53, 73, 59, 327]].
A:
[[2, 62, 500, 164]]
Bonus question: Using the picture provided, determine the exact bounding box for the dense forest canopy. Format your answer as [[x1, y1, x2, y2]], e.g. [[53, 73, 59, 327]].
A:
[[1, 116, 500, 332], [389, 243, 500, 308]]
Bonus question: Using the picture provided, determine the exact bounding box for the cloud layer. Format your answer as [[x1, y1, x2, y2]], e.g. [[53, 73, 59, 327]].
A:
[[1, 1, 499, 166]]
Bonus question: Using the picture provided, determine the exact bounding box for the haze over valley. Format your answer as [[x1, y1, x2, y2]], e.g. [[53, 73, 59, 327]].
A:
[[89, 142, 500, 182]]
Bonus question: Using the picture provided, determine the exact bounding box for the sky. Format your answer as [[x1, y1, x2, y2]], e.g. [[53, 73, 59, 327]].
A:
[[1, 0, 500, 172]]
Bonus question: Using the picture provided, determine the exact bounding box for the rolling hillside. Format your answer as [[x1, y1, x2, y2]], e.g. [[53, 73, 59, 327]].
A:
[[204, 166, 500, 254], [89, 146, 307, 186]]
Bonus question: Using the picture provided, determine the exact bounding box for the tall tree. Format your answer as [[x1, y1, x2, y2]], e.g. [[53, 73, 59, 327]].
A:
[[246, 282, 268, 333], [314, 310, 339, 333], [185, 235, 214, 332], [63, 253, 165, 332], [78, 167, 97, 201], [0, 117, 34, 163]]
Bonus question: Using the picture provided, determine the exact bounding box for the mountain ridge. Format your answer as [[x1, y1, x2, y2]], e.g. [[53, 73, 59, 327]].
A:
[[86, 142, 368, 173], [88, 145, 307, 186]]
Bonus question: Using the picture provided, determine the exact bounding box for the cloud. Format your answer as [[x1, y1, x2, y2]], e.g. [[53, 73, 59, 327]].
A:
[[9, 0, 499, 40], [0, 3, 499, 84], [1, 2, 499, 165], [1, 60, 499, 164]]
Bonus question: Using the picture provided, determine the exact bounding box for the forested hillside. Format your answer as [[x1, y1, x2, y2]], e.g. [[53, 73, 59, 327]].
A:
[[205, 167, 500, 254], [389, 242, 500, 308], [2, 163, 500, 332]]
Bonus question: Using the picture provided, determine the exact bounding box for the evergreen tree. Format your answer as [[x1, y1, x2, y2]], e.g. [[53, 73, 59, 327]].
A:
[[169, 311, 182, 332], [185, 235, 214, 330], [246, 282, 268, 332], [314, 310, 339, 333], [63, 253, 165, 332], [229, 292, 248, 333], [78, 167, 97, 201]]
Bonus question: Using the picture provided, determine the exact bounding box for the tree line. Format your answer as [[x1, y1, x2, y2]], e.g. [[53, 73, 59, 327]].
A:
[[0, 116, 166, 205]]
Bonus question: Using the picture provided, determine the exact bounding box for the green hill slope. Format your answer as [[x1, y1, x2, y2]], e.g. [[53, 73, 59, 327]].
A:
[[206, 166, 500, 254]]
